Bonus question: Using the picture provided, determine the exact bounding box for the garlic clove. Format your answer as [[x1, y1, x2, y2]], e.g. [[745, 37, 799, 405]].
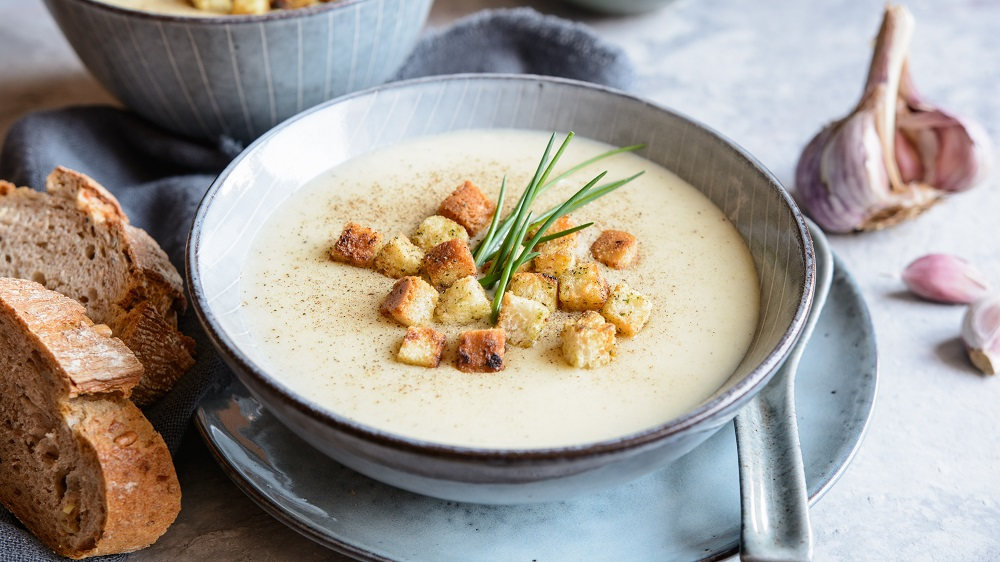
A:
[[794, 5, 992, 233], [794, 110, 883, 233], [961, 295, 1000, 375], [894, 128, 925, 184], [896, 66, 994, 193], [902, 254, 990, 304]]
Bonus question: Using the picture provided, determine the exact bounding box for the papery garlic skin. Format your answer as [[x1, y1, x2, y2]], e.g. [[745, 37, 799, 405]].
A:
[[961, 295, 1000, 375], [902, 254, 990, 304], [896, 68, 994, 193], [794, 5, 992, 233]]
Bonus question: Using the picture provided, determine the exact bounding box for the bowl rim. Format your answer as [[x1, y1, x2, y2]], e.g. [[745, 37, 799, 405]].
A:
[[187, 73, 815, 462], [56, 0, 381, 24]]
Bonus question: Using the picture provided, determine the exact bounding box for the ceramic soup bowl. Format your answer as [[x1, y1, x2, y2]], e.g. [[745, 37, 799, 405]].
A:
[[44, 0, 432, 143], [188, 74, 814, 504]]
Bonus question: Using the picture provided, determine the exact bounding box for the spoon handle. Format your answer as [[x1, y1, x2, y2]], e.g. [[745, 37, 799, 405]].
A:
[[735, 222, 833, 562], [735, 368, 813, 561]]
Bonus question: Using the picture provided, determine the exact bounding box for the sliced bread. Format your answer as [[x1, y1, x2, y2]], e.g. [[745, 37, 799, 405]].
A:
[[0, 167, 195, 405], [0, 277, 181, 558]]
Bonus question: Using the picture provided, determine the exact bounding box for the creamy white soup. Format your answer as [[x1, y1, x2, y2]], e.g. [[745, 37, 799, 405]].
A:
[[240, 129, 759, 449]]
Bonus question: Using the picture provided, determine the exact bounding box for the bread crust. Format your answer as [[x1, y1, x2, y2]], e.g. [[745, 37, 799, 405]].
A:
[[0, 167, 194, 405], [0, 278, 180, 558], [0, 277, 141, 396], [66, 397, 181, 558], [114, 302, 196, 406]]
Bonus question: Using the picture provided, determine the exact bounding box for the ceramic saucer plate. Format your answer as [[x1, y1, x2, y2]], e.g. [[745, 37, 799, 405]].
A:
[[195, 254, 877, 561]]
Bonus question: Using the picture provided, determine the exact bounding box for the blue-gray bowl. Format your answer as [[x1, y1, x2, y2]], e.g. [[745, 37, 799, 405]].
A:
[[43, 0, 432, 142], [187, 74, 814, 504]]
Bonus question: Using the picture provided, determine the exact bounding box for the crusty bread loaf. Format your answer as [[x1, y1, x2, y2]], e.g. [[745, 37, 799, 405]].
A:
[[0, 167, 195, 405], [0, 277, 181, 558]]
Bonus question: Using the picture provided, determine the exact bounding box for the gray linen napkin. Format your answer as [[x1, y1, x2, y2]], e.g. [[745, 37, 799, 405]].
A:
[[0, 7, 633, 560]]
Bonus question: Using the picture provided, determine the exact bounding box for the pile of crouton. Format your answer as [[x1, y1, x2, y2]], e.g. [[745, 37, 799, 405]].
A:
[[328, 180, 652, 372], [190, 0, 334, 16]]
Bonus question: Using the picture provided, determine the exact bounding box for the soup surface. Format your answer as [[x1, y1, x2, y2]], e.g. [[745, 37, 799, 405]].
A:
[[241, 129, 759, 449]]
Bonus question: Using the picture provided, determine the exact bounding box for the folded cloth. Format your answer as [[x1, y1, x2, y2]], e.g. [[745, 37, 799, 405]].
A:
[[396, 8, 634, 88], [0, 7, 633, 560]]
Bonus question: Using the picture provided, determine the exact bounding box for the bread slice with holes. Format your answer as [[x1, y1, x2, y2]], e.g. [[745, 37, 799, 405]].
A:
[[0, 277, 180, 558], [0, 167, 195, 406]]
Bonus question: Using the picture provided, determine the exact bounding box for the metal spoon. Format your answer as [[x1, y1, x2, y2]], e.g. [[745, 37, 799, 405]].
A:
[[735, 221, 833, 562]]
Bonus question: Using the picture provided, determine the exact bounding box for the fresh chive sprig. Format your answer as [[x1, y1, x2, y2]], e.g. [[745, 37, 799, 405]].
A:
[[473, 138, 645, 267], [475, 132, 645, 324], [488, 212, 536, 321], [485, 171, 608, 322], [478, 132, 562, 283], [477, 171, 643, 267], [535, 222, 593, 245], [471, 176, 506, 264]]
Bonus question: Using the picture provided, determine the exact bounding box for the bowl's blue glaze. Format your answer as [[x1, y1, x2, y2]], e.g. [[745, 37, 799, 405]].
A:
[[44, 0, 432, 142], [187, 74, 814, 503]]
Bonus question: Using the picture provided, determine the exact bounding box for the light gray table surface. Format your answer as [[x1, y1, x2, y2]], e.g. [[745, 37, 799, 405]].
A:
[[2, 0, 999, 560]]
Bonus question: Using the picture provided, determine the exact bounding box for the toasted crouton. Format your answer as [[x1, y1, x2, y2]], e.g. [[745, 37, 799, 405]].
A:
[[397, 326, 447, 368], [561, 311, 617, 368], [423, 239, 478, 290], [329, 222, 383, 267], [412, 215, 469, 252], [532, 215, 578, 276], [435, 275, 491, 324], [456, 329, 506, 372], [275, 0, 320, 8], [437, 180, 496, 236], [508, 272, 558, 312], [192, 0, 233, 11], [591, 230, 639, 269], [379, 276, 439, 327], [231, 0, 269, 14], [601, 282, 652, 337], [373, 233, 425, 278], [558, 262, 609, 311], [498, 293, 550, 348]]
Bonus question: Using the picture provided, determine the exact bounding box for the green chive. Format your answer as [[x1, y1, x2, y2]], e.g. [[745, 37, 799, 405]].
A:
[[473, 176, 507, 265], [534, 222, 593, 245], [466, 132, 644, 323]]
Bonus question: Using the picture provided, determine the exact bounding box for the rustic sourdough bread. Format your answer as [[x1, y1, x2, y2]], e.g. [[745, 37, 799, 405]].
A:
[[0, 277, 181, 558], [0, 167, 195, 405]]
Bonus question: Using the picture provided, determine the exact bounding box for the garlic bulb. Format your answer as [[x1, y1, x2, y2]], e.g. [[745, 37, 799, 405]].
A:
[[961, 295, 1000, 375], [902, 254, 990, 304], [795, 5, 992, 233]]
